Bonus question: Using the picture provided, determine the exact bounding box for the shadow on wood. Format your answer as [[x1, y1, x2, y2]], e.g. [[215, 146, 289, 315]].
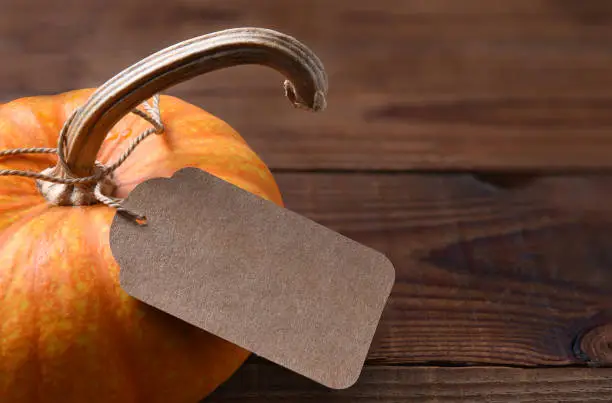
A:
[[206, 362, 612, 402]]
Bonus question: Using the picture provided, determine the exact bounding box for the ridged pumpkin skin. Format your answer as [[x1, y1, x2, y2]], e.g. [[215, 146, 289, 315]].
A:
[[0, 89, 283, 403]]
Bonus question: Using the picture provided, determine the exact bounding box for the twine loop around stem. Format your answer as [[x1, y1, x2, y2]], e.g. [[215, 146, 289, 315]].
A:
[[0, 95, 163, 221]]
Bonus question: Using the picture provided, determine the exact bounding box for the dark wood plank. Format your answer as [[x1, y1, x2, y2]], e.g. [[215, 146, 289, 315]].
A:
[[273, 173, 612, 366], [2, 0, 612, 170], [206, 363, 612, 402]]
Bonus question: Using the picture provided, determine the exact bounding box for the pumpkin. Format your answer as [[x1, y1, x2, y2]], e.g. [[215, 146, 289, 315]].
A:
[[0, 27, 327, 403]]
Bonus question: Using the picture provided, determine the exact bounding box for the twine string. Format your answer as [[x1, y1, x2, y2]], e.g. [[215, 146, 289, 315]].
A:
[[0, 94, 164, 220]]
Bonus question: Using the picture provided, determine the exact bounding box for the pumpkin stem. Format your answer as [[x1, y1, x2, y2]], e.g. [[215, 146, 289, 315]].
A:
[[58, 27, 328, 178]]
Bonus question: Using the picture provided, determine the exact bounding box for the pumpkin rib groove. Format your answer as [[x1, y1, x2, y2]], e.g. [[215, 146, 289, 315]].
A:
[[0, 203, 49, 247], [0, 195, 46, 219], [0, 208, 65, 401], [8, 100, 55, 150], [37, 96, 63, 149], [83, 209, 143, 402], [33, 251, 43, 403]]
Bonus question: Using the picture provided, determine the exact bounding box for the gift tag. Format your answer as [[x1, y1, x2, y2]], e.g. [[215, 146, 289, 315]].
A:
[[109, 167, 395, 389]]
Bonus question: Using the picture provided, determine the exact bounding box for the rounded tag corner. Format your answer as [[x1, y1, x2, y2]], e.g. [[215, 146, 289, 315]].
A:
[[380, 254, 396, 292], [325, 368, 362, 390]]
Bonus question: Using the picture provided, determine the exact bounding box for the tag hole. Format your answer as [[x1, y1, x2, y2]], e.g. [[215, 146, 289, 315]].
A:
[[135, 216, 148, 226]]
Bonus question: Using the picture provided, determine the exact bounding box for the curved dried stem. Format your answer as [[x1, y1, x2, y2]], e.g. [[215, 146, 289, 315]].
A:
[[61, 27, 328, 177]]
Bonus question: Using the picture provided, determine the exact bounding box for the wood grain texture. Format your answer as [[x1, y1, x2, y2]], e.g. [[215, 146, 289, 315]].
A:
[[273, 172, 612, 366], [206, 363, 612, 402], [2, 0, 612, 170]]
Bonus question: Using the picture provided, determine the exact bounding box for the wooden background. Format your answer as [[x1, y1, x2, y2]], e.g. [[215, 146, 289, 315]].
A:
[[2, 0, 612, 401]]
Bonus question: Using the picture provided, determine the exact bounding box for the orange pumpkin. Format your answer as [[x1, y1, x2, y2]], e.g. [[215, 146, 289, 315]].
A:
[[0, 28, 327, 403]]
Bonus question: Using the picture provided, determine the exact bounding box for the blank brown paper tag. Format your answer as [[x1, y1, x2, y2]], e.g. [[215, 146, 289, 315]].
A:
[[109, 167, 395, 389]]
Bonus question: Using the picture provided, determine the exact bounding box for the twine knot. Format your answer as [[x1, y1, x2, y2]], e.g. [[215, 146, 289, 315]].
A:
[[0, 94, 164, 221]]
